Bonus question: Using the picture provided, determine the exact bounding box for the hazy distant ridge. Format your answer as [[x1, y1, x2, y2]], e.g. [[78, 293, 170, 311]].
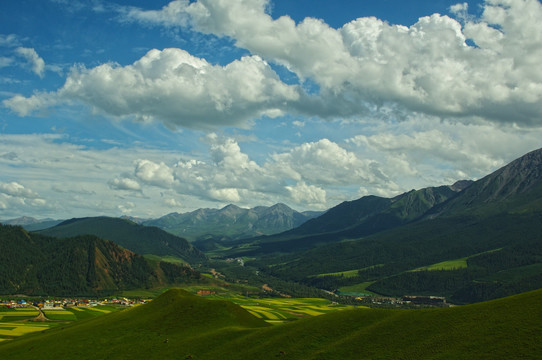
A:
[[143, 203, 322, 241]]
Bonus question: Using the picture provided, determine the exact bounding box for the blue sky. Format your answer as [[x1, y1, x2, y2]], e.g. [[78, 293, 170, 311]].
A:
[[1, 0, 541, 220]]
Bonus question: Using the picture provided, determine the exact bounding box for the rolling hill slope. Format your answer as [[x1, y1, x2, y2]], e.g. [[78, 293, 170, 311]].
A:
[[37, 217, 207, 264], [0, 288, 540, 359]]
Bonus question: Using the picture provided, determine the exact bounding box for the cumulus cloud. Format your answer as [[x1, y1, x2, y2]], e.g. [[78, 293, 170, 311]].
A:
[[6, 0, 542, 128], [269, 138, 389, 186], [110, 134, 404, 210], [118, 0, 542, 127], [0, 181, 41, 199], [15, 47, 45, 78], [3, 92, 58, 116], [0, 181, 46, 212], [286, 181, 326, 209], [108, 177, 142, 191], [208, 187, 241, 202], [5, 48, 299, 129], [134, 159, 176, 188]]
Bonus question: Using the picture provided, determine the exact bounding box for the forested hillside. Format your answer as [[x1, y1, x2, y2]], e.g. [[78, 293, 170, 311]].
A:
[[240, 148, 542, 303], [37, 217, 207, 264], [0, 225, 201, 296]]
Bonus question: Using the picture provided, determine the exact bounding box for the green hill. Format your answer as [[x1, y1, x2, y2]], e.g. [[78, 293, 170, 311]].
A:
[[37, 216, 207, 264], [0, 225, 201, 296], [0, 288, 540, 359]]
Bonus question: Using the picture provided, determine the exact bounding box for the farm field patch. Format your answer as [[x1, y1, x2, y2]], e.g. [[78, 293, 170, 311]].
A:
[[0, 306, 119, 341], [204, 295, 357, 323]]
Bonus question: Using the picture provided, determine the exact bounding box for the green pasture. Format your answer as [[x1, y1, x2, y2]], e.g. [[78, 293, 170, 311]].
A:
[[412, 257, 468, 271], [42, 309, 78, 321], [312, 264, 384, 278], [338, 281, 379, 296], [143, 254, 186, 265]]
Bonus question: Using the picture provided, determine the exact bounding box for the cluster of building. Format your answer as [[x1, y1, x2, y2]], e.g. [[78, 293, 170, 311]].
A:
[[1, 297, 147, 309], [351, 294, 449, 308]]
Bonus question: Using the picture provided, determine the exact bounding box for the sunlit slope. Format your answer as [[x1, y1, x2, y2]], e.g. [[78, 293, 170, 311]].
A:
[[0, 289, 268, 359], [1, 288, 541, 359]]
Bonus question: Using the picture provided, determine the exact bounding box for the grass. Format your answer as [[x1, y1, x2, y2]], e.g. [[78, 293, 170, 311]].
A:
[[42, 309, 77, 321], [412, 257, 469, 271], [1, 288, 540, 359], [312, 264, 384, 278], [338, 281, 379, 296], [143, 254, 186, 265]]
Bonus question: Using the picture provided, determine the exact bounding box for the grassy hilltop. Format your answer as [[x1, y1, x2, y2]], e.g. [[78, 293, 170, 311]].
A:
[[1, 288, 540, 359]]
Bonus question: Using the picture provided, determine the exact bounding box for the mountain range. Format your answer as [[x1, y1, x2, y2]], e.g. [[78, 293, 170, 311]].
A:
[[1, 203, 322, 243], [2, 147, 542, 303], [217, 147, 542, 303], [142, 203, 322, 241]]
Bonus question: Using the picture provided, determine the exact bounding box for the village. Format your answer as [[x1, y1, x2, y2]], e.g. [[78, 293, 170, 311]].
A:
[[0, 297, 146, 309]]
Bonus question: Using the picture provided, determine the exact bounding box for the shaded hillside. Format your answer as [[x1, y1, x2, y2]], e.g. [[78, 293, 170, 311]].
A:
[[144, 203, 321, 241], [0, 225, 201, 296], [227, 184, 467, 255], [37, 217, 206, 264], [0, 288, 540, 359], [243, 148, 542, 302]]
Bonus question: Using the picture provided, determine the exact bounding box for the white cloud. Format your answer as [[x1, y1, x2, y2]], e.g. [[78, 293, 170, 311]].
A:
[[15, 47, 45, 78], [0, 34, 20, 47], [108, 177, 142, 191], [7, 0, 542, 128], [119, 0, 190, 27], [0, 181, 41, 199], [3, 92, 58, 116], [120, 0, 542, 127], [286, 181, 326, 209], [0, 181, 46, 214], [269, 138, 389, 186], [164, 198, 183, 207], [134, 159, 176, 188], [0, 57, 13, 68], [5, 48, 300, 129], [347, 114, 542, 188], [208, 187, 241, 202]]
